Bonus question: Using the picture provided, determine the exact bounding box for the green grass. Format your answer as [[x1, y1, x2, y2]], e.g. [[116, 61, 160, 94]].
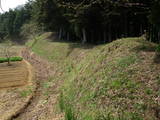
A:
[[27, 33, 159, 120], [20, 87, 33, 97], [117, 55, 137, 68]]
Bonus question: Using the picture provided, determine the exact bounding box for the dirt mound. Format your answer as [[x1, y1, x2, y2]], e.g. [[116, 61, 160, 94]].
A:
[[0, 61, 29, 88]]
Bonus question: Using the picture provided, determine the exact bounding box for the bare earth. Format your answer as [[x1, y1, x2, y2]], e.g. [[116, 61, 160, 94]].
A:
[[0, 61, 28, 88], [0, 60, 35, 120]]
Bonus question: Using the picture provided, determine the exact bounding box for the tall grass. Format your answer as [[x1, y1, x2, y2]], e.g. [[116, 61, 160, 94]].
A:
[[59, 92, 77, 120]]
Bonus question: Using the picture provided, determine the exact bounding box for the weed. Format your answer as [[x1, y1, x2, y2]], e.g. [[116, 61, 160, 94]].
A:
[[95, 111, 143, 120], [59, 92, 76, 120], [117, 55, 137, 68], [156, 44, 160, 53], [134, 103, 147, 112], [42, 82, 51, 89], [59, 92, 65, 111], [128, 112, 143, 120], [20, 89, 32, 97], [66, 64, 73, 73], [65, 106, 76, 120], [95, 112, 114, 120], [20, 86, 33, 97], [157, 76, 160, 85], [145, 88, 153, 95], [111, 80, 123, 89], [126, 80, 138, 89]]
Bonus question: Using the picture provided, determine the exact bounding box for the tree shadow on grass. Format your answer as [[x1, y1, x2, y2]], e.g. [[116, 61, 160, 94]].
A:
[[132, 40, 157, 53], [66, 43, 95, 57], [153, 54, 160, 64], [45, 32, 96, 57], [131, 40, 160, 64]]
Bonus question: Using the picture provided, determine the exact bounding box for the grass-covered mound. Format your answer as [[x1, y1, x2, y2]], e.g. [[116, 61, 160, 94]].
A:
[[0, 57, 23, 63], [27, 33, 160, 120]]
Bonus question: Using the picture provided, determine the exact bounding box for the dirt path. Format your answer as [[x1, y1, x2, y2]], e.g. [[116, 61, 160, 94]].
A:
[[13, 48, 64, 120]]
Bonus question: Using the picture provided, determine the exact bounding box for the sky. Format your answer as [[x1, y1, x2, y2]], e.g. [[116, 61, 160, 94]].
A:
[[0, 0, 28, 13]]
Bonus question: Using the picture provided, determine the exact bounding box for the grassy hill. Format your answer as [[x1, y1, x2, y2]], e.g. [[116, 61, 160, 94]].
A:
[[26, 33, 160, 120]]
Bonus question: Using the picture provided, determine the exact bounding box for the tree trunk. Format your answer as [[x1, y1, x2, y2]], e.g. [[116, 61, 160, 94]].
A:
[[91, 30, 94, 43], [67, 32, 70, 41], [103, 30, 107, 43], [82, 28, 87, 44], [149, 25, 153, 42], [140, 24, 143, 36], [7, 58, 11, 66], [98, 31, 101, 44], [108, 24, 112, 42], [124, 13, 127, 37], [59, 28, 62, 40], [158, 31, 160, 43], [6, 51, 11, 66], [62, 29, 66, 40]]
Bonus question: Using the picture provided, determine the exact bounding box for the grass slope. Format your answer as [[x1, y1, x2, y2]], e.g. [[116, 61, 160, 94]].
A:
[[27, 33, 160, 120]]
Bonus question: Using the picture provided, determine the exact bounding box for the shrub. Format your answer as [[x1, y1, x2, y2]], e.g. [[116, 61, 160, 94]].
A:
[[0, 58, 8, 63], [0, 56, 23, 63], [20, 89, 32, 97], [10, 57, 23, 61]]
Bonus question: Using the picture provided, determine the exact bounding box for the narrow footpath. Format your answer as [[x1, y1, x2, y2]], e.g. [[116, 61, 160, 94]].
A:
[[13, 48, 64, 120]]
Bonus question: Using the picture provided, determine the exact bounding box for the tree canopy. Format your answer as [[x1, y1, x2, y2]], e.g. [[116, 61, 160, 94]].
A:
[[0, 0, 159, 44]]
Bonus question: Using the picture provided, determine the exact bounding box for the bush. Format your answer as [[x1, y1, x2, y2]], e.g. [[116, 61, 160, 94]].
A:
[[0, 57, 23, 63], [10, 57, 23, 61], [0, 58, 8, 63]]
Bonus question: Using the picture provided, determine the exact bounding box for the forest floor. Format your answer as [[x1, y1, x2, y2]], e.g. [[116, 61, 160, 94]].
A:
[[0, 32, 160, 120]]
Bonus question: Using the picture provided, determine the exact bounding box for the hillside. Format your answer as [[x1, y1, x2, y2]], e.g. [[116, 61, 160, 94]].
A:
[[14, 33, 160, 120]]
